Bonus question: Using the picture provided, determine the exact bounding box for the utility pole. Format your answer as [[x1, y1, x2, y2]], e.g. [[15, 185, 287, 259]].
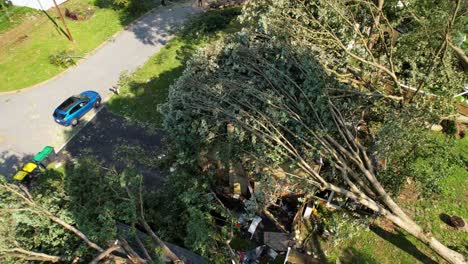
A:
[[52, 0, 74, 42]]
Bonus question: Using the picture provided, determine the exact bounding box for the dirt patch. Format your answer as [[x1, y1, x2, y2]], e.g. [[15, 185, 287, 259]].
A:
[[398, 178, 421, 205], [64, 6, 95, 21], [0, 13, 44, 50], [374, 217, 396, 233], [13, 34, 28, 44]]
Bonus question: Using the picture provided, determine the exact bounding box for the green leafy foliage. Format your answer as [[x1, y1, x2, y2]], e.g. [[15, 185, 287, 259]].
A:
[[0, 156, 142, 262], [180, 7, 241, 39], [0, 4, 38, 33], [48, 51, 78, 68], [163, 0, 466, 199], [143, 165, 231, 261], [160, 1, 467, 261], [0, 171, 78, 262], [65, 156, 139, 246]]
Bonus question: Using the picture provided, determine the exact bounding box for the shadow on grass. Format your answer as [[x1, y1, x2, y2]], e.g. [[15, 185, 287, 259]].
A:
[[339, 247, 377, 264], [106, 7, 242, 126], [93, 0, 193, 45], [311, 233, 327, 264], [108, 65, 184, 127], [370, 225, 437, 264]]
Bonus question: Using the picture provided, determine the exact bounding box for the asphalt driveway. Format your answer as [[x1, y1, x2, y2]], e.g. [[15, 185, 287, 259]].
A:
[[58, 108, 168, 188], [0, 1, 199, 176]]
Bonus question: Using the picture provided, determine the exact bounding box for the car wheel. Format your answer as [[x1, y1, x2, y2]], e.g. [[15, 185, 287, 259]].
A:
[[71, 119, 78, 127], [94, 100, 101, 109]]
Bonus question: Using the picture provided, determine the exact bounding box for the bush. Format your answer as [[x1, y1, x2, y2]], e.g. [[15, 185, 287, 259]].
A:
[[49, 51, 79, 68], [180, 7, 241, 39], [64, 4, 95, 21], [0, 0, 12, 8]]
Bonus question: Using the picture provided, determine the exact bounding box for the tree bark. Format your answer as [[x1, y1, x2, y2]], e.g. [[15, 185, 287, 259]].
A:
[[90, 244, 121, 264], [140, 219, 183, 263], [367, 0, 384, 51], [449, 41, 468, 71], [323, 181, 467, 264], [135, 234, 153, 262], [1, 183, 104, 253], [1, 248, 63, 262], [120, 239, 147, 264], [41, 209, 104, 252]]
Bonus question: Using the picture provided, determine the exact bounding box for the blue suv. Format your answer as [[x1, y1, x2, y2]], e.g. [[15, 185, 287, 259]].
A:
[[53, 91, 101, 126]]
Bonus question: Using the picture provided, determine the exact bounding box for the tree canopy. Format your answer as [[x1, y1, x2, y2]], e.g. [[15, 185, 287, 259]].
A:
[[161, 0, 467, 263]]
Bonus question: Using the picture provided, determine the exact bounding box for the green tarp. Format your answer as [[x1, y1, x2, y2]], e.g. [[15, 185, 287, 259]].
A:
[[33, 146, 54, 162]]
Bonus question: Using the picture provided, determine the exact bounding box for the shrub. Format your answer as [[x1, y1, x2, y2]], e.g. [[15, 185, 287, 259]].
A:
[[180, 7, 241, 39], [49, 51, 80, 68]]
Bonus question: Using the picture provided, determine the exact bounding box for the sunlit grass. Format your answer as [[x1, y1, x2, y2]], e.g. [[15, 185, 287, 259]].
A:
[[0, 0, 159, 92]]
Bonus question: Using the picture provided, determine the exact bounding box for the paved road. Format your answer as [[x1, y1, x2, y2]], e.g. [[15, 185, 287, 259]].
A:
[[0, 2, 199, 175], [58, 108, 168, 188]]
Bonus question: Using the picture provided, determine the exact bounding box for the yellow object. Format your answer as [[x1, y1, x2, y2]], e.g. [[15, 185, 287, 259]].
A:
[[13, 170, 29, 181], [13, 162, 39, 181], [312, 207, 319, 217], [22, 162, 38, 173]]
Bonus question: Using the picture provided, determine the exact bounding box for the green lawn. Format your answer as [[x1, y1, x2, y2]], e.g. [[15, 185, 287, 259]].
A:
[[325, 136, 468, 263], [107, 7, 242, 128], [0, 5, 39, 33], [0, 0, 163, 92]]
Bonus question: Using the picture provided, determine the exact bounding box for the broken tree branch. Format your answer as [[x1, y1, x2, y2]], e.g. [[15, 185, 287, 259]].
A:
[[0, 248, 63, 263]]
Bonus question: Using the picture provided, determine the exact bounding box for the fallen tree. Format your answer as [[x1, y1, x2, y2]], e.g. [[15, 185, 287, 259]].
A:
[[161, 31, 466, 263]]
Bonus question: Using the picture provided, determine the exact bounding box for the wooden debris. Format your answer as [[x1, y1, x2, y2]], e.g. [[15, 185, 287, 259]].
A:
[[284, 247, 319, 264], [247, 216, 262, 239], [263, 232, 290, 252]]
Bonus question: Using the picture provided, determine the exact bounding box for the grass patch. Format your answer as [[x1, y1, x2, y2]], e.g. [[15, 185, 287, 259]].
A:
[[0, 5, 39, 33], [107, 7, 242, 127], [324, 136, 468, 263], [0, 0, 165, 92]]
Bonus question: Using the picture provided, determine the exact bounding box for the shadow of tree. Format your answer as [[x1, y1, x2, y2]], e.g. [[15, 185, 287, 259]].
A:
[[106, 6, 242, 126], [310, 232, 327, 264], [92, 0, 197, 45], [339, 247, 377, 264], [107, 66, 184, 127], [370, 225, 438, 264], [58, 107, 168, 189], [0, 151, 33, 179]]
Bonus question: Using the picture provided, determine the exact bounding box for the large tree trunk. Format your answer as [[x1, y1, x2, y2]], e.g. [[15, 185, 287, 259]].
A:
[[385, 208, 467, 264], [140, 219, 183, 263], [324, 182, 466, 264]]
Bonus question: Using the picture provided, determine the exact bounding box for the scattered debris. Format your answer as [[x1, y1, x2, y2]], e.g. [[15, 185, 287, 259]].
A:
[[449, 215, 465, 229], [302, 204, 314, 220], [247, 216, 262, 239], [284, 247, 319, 264], [264, 232, 291, 252], [109, 86, 120, 95], [267, 248, 278, 259], [242, 245, 265, 264], [314, 190, 341, 210]]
